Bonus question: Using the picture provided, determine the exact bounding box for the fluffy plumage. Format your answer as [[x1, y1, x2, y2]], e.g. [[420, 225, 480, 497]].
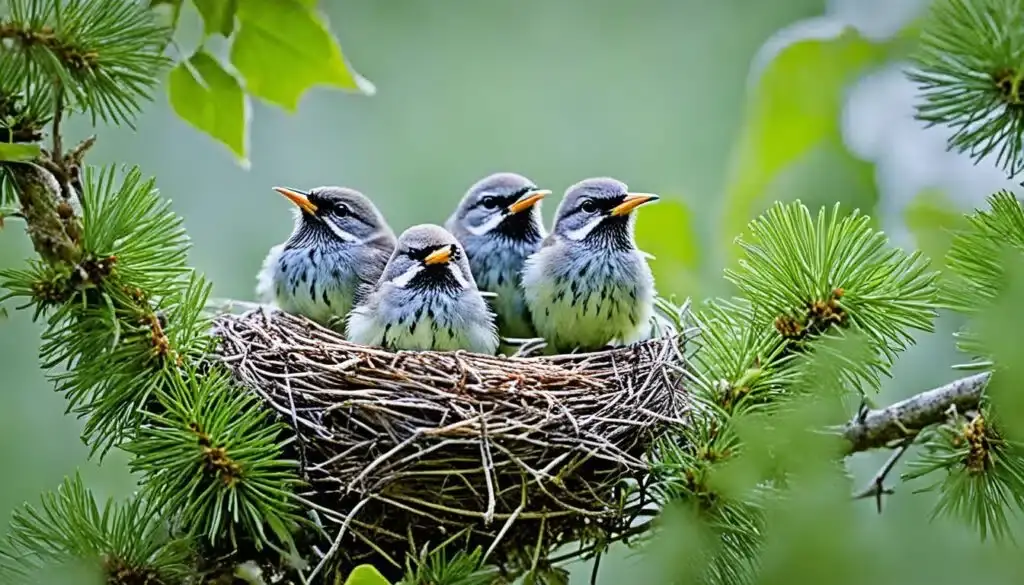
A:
[[521, 177, 659, 353], [445, 172, 548, 341], [256, 186, 396, 329], [346, 224, 499, 354]]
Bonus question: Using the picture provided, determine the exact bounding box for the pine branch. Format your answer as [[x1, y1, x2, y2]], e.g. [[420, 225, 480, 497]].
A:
[[724, 200, 940, 393], [942, 191, 1024, 360], [0, 473, 193, 585], [907, 0, 1024, 178], [3, 162, 80, 265], [841, 372, 990, 454], [0, 0, 172, 126], [1, 3, 305, 578], [125, 366, 304, 551]]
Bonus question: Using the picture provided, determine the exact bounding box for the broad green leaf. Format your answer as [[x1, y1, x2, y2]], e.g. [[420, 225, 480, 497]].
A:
[[193, 0, 237, 37], [230, 0, 375, 112], [0, 143, 41, 162], [719, 26, 890, 264], [635, 196, 702, 300], [343, 564, 391, 585], [903, 188, 969, 270], [168, 49, 248, 165]]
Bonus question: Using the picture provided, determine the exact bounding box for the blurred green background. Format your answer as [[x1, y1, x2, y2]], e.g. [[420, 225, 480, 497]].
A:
[[2, 0, 1022, 582]]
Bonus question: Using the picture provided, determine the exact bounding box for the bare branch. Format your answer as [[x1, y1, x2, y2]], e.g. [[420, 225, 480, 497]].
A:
[[852, 437, 913, 512], [841, 372, 990, 454]]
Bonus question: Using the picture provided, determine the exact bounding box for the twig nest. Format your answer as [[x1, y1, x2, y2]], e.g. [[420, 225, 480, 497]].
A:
[[213, 309, 692, 573]]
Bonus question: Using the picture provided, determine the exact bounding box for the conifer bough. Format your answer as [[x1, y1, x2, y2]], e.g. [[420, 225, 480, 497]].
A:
[[909, 0, 1024, 178], [2, 0, 1024, 583]]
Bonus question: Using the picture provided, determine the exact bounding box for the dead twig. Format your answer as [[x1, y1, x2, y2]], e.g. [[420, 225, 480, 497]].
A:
[[852, 437, 914, 513], [211, 308, 696, 573]]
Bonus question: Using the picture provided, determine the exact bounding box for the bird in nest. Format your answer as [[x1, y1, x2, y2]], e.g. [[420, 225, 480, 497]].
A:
[[445, 172, 550, 345], [256, 185, 396, 330], [521, 177, 660, 354], [346, 224, 500, 354]]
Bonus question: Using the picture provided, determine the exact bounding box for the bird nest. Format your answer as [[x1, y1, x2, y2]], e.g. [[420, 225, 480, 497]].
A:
[[212, 308, 693, 578]]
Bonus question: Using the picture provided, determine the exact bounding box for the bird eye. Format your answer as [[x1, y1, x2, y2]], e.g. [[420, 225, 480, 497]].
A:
[[333, 203, 350, 217], [580, 199, 598, 214], [480, 196, 499, 209]]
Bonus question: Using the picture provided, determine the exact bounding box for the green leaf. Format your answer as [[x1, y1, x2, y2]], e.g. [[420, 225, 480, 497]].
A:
[[719, 26, 891, 264], [193, 0, 237, 37], [903, 188, 969, 270], [344, 564, 391, 585], [168, 49, 249, 165], [635, 196, 702, 300], [0, 143, 41, 162], [230, 0, 375, 112]]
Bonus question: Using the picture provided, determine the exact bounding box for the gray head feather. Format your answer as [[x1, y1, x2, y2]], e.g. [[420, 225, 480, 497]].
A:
[[378, 224, 478, 291], [550, 177, 658, 250], [446, 172, 546, 243], [284, 185, 395, 250]]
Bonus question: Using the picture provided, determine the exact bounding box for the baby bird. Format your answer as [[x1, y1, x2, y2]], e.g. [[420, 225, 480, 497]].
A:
[[521, 177, 659, 354], [346, 224, 499, 354], [256, 185, 396, 329], [445, 172, 550, 340]]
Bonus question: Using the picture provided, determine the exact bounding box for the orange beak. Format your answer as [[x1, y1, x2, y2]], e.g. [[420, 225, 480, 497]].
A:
[[610, 192, 659, 216], [506, 189, 550, 215], [273, 186, 318, 215], [423, 245, 453, 265]]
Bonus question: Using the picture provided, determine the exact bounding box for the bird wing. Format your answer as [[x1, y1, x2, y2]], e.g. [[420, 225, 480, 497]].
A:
[[254, 244, 284, 304], [352, 246, 392, 307]]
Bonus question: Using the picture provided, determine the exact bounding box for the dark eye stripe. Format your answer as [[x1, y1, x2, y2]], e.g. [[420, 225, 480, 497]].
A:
[[405, 244, 451, 261], [477, 186, 534, 209], [572, 196, 620, 215], [317, 200, 374, 226]]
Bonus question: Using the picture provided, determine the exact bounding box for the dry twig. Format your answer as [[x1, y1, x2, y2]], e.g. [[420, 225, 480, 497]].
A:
[[852, 437, 914, 512], [213, 309, 695, 573], [841, 372, 990, 454]]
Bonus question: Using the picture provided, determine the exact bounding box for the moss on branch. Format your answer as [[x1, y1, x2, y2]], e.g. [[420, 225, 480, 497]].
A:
[[6, 163, 81, 265]]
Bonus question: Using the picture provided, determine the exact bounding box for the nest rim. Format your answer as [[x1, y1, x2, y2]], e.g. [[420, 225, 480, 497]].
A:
[[212, 307, 695, 576]]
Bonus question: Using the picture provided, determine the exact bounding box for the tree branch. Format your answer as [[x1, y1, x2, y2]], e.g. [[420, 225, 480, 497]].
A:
[[7, 162, 81, 265], [841, 372, 990, 454], [852, 437, 913, 511]]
